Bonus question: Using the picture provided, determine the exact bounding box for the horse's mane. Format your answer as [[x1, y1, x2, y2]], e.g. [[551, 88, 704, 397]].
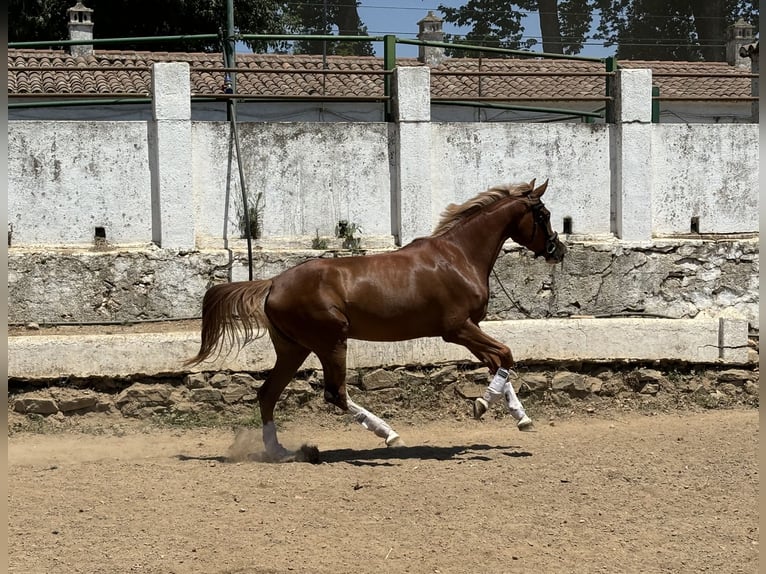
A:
[[431, 182, 533, 237]]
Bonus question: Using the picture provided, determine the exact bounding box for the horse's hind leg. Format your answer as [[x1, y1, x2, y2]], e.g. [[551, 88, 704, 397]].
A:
[[316, 342, 403, 447], [259, 330, 310, 461], [347, 395, 403, 447]]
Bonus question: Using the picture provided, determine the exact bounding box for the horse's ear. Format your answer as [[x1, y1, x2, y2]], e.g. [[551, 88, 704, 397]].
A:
[[527, 178, 536, 193], [531, 179, 549, 199]]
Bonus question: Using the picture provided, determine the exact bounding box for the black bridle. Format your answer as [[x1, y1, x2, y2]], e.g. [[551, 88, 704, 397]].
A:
[[530, 201, 559, 258]]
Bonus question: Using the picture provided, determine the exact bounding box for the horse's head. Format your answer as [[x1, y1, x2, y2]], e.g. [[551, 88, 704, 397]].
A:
[[512, 179, 567, 263]]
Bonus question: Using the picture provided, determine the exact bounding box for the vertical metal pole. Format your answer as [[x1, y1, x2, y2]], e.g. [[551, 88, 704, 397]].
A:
[[225, 0, 253, 280], [651, 86, 660, 123], [604, 56, 616, 123], [383, 34, 396, 121], [225, 0, 236, 121]]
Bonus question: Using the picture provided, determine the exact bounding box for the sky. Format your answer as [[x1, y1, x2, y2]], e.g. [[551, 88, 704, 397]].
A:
[[355, 0, 616, 59]]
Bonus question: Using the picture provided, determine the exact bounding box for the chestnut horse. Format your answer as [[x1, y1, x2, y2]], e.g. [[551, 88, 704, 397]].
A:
[[187, 179, 566, 460]]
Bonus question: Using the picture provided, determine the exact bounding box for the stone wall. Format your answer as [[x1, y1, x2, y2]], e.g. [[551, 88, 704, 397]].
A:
[[10, 362, 759, 423], [8, 238, 758, 330], [7, 64, 760, 346]]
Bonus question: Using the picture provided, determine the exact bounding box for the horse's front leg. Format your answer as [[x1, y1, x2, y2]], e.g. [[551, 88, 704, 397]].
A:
[[443, 320, 534, 431]]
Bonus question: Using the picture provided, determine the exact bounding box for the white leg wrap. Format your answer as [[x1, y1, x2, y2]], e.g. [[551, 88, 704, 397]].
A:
[[262, 421, 291, 460], [347, 397, 401, 446], [503, 380, 527, 421], [482, 367, 510, 404]]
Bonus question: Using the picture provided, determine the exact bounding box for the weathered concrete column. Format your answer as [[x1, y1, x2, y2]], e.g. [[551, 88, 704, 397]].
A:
[[610, 69, 653, 242], [391, 66, 432, 246], [150, 62, 195, 249]]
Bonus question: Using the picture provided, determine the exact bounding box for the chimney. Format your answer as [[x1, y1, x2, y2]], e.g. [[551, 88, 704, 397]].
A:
[[67, 1, 94, 57], [725, 18, 755, 68], [417, 11, 445, 66]]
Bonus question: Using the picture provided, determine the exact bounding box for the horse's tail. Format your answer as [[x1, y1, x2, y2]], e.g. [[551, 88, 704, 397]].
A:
[[184, 280, 274, 366]]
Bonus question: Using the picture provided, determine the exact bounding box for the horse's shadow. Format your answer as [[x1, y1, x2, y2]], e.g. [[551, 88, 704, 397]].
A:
[[176, 443, 532, 467], [317, 443, 532, 467]]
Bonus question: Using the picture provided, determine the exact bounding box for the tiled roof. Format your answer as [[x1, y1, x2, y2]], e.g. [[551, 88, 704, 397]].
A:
[[8, 49, 754, 101]]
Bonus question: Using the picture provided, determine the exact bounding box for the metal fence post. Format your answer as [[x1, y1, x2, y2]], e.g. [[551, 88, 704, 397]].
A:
[[605, 56, 616, 123], [383, 35, 397, 121]]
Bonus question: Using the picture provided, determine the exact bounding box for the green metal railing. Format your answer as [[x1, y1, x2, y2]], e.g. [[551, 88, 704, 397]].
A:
[[9, 33, 614, 121]]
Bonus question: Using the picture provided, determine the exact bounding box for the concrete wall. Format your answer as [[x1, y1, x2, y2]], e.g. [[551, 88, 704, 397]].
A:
[[6, 65, 760, 249], [8, 121, 153, 245], [651, 124, 760, 235], [6, 64, 760, 337], [191, 122, 393, 248]]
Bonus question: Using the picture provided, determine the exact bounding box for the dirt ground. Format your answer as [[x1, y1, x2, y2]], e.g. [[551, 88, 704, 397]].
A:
[[7, 407, 759, 574]]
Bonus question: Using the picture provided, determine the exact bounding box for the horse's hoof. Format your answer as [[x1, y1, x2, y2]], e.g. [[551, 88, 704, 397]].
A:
[[385, 432, 404, 447], [473, 398, 489, 420], [517, 415, 535, 432]]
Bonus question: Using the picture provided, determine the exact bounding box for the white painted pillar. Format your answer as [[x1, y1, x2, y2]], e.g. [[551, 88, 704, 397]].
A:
[[610, 69, 653, 242], [150, 62, 195, 249], [391, 66, 432, 246]]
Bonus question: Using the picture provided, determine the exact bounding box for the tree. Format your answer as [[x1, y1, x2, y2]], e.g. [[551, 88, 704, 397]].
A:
[[9, 0, 288, 51], [8, 1, 374, 55], [437, 0, 596, 56], [594, 0, 760, 61], [283, 0, 374, 56]]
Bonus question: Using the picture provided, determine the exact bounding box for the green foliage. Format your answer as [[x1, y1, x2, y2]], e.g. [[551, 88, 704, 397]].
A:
[[311, 230, 329, 250], [284, 0, 374, 56], [336, 219, 362, 251], [593, 0, 759, 61], [238, 193, 263, 239], [8, 0, 373, 55], [438, 0, 596, 56], [437, 0, 758, 61]]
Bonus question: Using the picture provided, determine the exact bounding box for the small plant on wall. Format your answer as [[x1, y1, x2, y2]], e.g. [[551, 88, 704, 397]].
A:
[[311, 229, 329, 250], [336, 220, 362, 252], [238, 193, 263, 239]]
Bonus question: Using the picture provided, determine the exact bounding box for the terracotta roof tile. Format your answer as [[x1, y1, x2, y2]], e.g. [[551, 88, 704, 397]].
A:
[[7, 49, 754, 100]]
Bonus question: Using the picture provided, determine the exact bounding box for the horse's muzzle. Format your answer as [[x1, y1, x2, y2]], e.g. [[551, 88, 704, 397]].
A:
[[543, 236, 567, 263]]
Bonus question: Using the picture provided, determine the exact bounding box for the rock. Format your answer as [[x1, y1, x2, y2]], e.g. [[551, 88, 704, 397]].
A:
[[14, 397, 59, 415], [184, 373, 207, 389], [636, 368, 665, 384], [190, 387, 223, 403], [717, 369, 753, 386], [428, 365, 460, 386], [520, 374, 548, 393], [459, 368, 490, 385], [717, 383, 740, 396], [455, 382, 486, 400], [598, 376, 625, 396], [345, 370, 361, 388], [640, 383, 660, 395], [115, 383, 173, 408], [284, 380, 314, 401], [26, 322, 40, 330], [361, 368, 399, 391], [626, 369, 667, 391], [397, 370, 430, 386], [209, 373, 231, 388], [56, 394, 98, 413], [743, 381, 758, 396], [587, 377, 603, 394], [230, 373, 261, 390], [221, 385, 249, 404], [551, 372, 591, 396]]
